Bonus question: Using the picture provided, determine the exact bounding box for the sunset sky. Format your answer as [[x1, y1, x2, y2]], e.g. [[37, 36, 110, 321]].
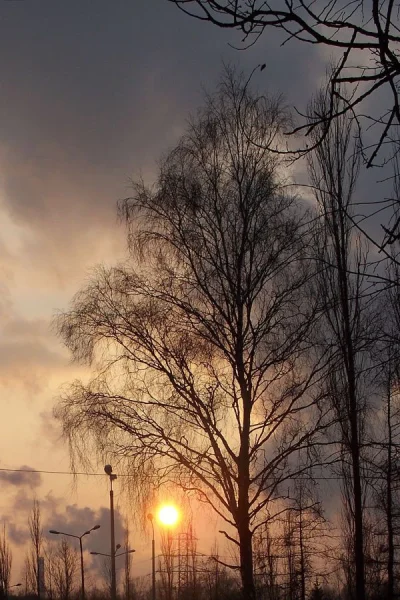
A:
[[0, 0, 385, 587]]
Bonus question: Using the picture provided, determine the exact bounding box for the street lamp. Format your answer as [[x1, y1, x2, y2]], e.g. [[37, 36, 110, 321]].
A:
[[90, 546, 135, 558], [49, 525, 100, 600], [104, 464, 118, 600]]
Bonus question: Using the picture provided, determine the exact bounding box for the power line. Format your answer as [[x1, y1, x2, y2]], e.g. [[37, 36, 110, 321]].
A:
[[0, 466, 393, 482]]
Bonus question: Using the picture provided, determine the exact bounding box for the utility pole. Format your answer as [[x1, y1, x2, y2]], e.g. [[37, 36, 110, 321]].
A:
[[104, 465, 118, 600]]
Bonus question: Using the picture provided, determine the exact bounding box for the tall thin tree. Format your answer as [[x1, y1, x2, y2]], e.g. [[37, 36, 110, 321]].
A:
[[308, 91, 374, 600]]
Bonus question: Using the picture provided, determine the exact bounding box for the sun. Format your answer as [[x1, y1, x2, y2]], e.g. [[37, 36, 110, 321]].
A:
[[157, 504, 179, 527]]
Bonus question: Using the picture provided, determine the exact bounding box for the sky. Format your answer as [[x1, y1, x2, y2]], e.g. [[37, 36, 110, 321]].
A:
[[0, 0, 384, 589]]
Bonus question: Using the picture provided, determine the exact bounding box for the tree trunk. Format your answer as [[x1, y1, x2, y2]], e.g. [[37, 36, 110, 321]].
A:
[[386, 372, 394, 600], [340, 258, 365, 600], [238, 520, 255, 600], [238, 386, 256, 600]]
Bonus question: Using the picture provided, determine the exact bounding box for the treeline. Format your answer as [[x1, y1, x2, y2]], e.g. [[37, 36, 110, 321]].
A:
[[52, 67, 400, 600]]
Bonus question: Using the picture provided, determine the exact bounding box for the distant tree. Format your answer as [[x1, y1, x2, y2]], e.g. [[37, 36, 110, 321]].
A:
[[44, 541, 56, 600], [309, 580, 325, 600], [169, 0, 400, 170], [158, 530, 175, 600], [253, 523, 280, 600], [123, 526, 133, 600], [55, 68, 328, 600], [52, 539, 78, 600], [99, 558, 112, 598], [0, 525, 12, 600], [284, 480, 329, 600], [203, 548, 241, 600], [27, 500, 43, 600]]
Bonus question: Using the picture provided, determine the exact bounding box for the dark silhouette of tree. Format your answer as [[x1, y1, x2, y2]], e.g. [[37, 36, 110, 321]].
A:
[[309, 579, 325, 600], [253, 523, 280, 600], [0, 525, 12, 600], [123, 526, 133, 600], [27, 500, 43, 600], [307, 91, 378, 600], [169, 0, 400, 170], [365, 276, 400, 600], [55, 69, 328, 600], [52, 540, 78, 600]]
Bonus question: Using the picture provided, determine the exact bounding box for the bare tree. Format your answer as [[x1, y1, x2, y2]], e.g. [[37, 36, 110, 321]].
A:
[[158, 530, 175, 600], [0, 525, 12, 600], [169, 0, 400, 170], [123, 526, 133, 600], [44, 541, 56, 600], [100, 557, 112, 598], [55, 69, 329, 600], [27, 499, 43, 600], [52, 539, 78, 600], [253, 523, 280, 600], [308, 89, 378, 600]]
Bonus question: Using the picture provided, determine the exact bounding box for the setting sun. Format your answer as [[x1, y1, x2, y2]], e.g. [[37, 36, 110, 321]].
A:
[[157, 504, 179, 527]]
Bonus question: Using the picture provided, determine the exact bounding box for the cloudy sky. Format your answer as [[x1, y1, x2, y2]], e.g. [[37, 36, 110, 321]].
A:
[[0, 0, 380, 587]]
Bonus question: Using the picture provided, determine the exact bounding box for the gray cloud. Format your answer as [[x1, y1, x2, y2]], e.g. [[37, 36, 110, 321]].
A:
[[3, 318, 51, 339], [4, 520, 31, 546], [0, 340, 65, 370], [44, 504, 126, 555], [0, 0, 325, 292], [0, 466, 42, 488]]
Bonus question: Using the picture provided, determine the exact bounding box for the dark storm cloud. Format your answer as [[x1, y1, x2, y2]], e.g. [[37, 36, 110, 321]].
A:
[[0, 466, 41, 488], [4, 490, 126, 551], [0, 0, 322, 283], [44, 504, 126, 554]]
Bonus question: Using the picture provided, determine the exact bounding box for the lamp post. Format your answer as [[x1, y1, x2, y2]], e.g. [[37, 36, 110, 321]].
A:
[[104, 465, 117, 600], [147, 514, 156, 600], [49, 525, 100, 600]]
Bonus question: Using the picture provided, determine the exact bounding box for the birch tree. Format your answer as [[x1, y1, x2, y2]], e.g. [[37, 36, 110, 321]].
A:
[[55, 69, 328, 600]]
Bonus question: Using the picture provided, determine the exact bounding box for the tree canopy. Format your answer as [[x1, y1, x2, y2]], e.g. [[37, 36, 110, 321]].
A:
[[55, 71, 328, 600], [170, 0, 400, 169]]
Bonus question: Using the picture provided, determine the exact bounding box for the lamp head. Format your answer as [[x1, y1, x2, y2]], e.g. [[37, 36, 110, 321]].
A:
[[49, 530, 60, 535], [104, 465, 113, 476], [116, 543, 121, 551], [92, 525, 101, 531]]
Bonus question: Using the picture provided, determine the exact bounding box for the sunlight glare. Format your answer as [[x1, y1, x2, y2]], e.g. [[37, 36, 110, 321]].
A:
[[157, 504, 179, 527]]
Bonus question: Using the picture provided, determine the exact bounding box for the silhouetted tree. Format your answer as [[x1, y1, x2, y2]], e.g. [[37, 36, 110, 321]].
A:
[[55, 69, 328, 600], [308, 90, 376, 600], [52, 540, 78, 600], [0, 525, 12, 600], [169, 0, 400, 170], [27, 500, 43, 600]]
